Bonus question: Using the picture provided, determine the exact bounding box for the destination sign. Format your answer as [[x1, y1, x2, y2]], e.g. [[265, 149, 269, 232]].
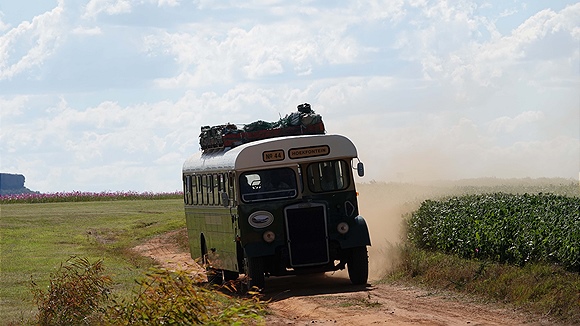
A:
[[263, 150, 285, 162], [288, 145, 330, 159]]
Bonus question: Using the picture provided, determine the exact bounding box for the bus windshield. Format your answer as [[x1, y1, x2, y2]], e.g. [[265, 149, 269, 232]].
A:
[[240, 167, 297, 203], [307, 160, 350, 192]]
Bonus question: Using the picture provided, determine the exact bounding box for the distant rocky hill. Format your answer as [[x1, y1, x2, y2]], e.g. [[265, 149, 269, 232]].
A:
[[0, 173, 38, 196]]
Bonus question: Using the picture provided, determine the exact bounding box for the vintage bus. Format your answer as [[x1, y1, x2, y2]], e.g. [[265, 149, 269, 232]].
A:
[[182, 133, 370, 289]]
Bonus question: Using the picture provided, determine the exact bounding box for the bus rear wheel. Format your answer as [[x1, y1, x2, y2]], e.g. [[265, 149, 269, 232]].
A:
[[245, 256, 265, 290], [207, 269, 239, 285], [346, 246, 368, 285], [223, 270, 239, 282], [206, 269, 223, 285], [200, 234, 209, 266], [201, 234, 221, 284]]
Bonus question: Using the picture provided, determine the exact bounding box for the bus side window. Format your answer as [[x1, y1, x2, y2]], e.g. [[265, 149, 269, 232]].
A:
[[213, 174, 220, 205], [307, 160, 349, 192], [320, 163, 335, 191], [307, 164, 321, 190], [207, 174, 213, 205], [183, 175, 189, 204], [221, 173, 228, 205], [188, 175, 194, 205], [220, 175, 224, 204], [335, 161, 345, 188], [228, 172, 236, 202], [191, 175, 198, 205], [200, 175, 204, 205], [196, 175, 202, 205], [201, 174, 207, 205]]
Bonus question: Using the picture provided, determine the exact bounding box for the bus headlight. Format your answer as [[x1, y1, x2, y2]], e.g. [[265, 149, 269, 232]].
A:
[[263, 230, 276, 243], [337, 222, 349, 234], [248, 211, 274, 228]]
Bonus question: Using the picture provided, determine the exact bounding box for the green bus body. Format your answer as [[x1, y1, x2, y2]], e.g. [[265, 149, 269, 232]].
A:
[[182, 134, 370, 288]]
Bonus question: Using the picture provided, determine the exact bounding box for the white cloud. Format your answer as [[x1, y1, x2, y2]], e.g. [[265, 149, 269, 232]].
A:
[[0, 95, 28, 118], [0, 12, 10, 32], [488, 111, 545, 134], [0, 2, 66, 80], [499, 8, 518, 18], [362, 0, 406, 22], [83, 0, 132, 19], [71, 26, 102, 35], [156, 0, 181, 7], [146, 19, 362, 87], [395, 2, 580, 90]]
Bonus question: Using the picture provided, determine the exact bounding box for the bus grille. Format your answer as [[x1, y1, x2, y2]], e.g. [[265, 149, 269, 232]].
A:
[[284, 204, 329, 267]]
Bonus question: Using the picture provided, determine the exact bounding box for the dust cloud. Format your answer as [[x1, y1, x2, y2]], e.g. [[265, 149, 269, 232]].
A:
[[356, 182, 436, 281]]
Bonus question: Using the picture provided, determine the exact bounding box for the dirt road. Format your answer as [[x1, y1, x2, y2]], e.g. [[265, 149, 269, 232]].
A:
[[133, 228, 553, 326]]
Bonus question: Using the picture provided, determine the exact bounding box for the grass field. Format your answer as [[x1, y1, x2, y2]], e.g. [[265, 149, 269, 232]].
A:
[[0, 199, 185, 323]]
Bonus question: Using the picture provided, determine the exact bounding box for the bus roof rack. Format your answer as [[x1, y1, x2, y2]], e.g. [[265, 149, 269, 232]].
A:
[[199, 103, 325, 152]]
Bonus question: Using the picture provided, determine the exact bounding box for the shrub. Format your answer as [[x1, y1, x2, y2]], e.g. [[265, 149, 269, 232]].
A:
[[30, 256, 111, 325], [106, 268, 266, 325], [29, 256, 265, 325]]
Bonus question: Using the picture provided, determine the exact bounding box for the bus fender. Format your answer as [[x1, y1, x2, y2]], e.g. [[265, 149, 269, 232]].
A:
[[340, 215, 371, 249]]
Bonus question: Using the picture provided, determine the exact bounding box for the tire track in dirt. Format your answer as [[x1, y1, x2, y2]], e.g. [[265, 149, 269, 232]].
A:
[[132, 228, 206, 282]]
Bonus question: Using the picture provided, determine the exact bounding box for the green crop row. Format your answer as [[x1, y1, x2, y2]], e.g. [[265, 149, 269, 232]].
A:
[[408, 193, 580, 272]]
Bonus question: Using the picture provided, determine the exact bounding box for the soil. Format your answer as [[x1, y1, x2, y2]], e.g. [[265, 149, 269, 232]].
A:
[[133, 228, 556, 326]]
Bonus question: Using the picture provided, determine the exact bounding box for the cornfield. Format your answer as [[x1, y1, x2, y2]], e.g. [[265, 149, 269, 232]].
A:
[[408, 193, 580, 272]]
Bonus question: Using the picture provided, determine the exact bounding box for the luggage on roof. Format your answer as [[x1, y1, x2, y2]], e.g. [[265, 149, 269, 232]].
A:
[[199, 103, 325, 151]]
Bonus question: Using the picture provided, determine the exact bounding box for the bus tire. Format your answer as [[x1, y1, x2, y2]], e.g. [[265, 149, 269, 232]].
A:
[[201, 234, 223, 284], [200, 234, 208, 266], [207, 269, 223, 285], [246, 256, 265, 290], [347, 246, 368, 285], [223, 270, 239, 281]]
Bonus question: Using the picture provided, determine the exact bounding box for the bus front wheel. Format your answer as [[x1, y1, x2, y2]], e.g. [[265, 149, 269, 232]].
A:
[[245, 256, 265, 290], [346, 246, 368, 285]]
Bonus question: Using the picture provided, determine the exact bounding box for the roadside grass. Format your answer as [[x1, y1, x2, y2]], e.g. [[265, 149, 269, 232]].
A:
[[383, 244, 580, 324], [0, 199, 185, 323]]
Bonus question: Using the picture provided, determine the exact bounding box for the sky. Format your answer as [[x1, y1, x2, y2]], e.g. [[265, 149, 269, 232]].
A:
[[0, 0, 578, 193]]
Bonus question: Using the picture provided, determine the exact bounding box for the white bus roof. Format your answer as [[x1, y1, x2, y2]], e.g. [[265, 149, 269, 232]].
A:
[[182, 134, 359, 173]]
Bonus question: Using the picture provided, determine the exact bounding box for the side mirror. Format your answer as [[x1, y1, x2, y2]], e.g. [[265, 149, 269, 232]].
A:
[[357, 162, 365, 177], [221, 192, 230, 207]]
